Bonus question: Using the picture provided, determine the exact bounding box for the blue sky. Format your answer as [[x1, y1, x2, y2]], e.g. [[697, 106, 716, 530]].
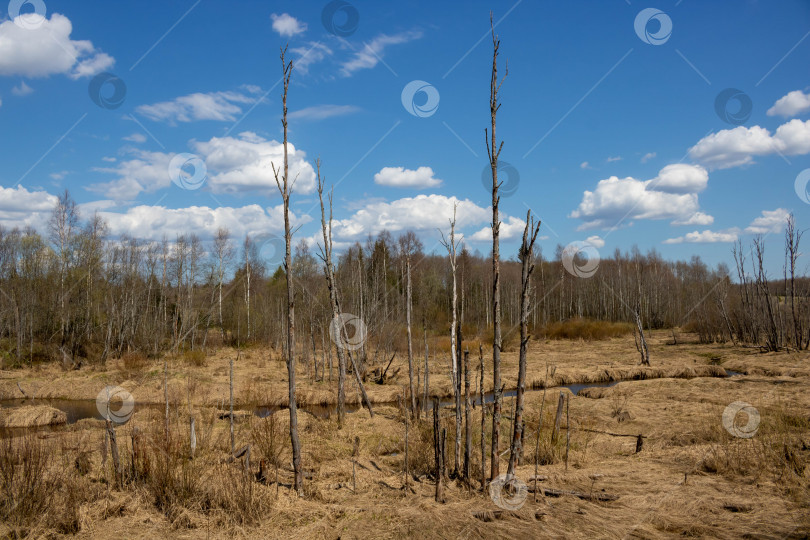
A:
[[1, 0, 809, 274]]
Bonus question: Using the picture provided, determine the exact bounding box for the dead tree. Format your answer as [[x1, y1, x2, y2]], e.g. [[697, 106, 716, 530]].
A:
[[507, 212, 540, 477], [463, 349, 472, 482], [551, 391, 565, 445], [399, 231, 422, 416], [315, 160, 374, 421], [423, 319, 429, 420], [439, 203, 462, 475], [272, 45, 302, 495], [634, 307, 650, 365], [486, 13, 508, 481], [479, 343, 486, 488]]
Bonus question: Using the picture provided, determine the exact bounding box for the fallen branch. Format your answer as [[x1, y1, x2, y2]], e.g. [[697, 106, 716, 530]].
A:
[[472, 510, 528, 522], [528, 487, 618, 502]]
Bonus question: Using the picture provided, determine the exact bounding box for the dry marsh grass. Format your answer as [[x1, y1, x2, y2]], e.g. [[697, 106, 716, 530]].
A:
[[0, 332, 807, 538]]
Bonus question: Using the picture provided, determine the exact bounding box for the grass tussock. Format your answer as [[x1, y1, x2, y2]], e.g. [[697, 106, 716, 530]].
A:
[[539, 318, 634, 341]]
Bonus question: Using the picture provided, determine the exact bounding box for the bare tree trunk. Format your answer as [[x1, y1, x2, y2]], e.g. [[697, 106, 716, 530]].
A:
[[229, 354, 235, 455], [316, 161, 373, 424], [508, 212, 540, 477], [487, 14, 507, 482], [273, 46, 302, 495], [463, 349, 471, 482], [479, 343, 486, 488], [440, 205, 461, 475], [533, 364, 549, 502], [423, 322, 429, 420], [406, 256, 416, 415]]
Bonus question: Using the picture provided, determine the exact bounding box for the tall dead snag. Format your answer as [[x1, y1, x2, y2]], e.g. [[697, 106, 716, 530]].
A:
[[399, 232, 422, 416], [439, 203, 462, 475], [463, 349, 472, 482], [315, 160, 374, 423], [634, 308, 649, 365], [272, 45, 302, 495], [507, 212, 540, 477], [551, 391, 565, 445], [479, 343, 486, 488], [486, 12, 507, 481], [423, 319, 429, 420]]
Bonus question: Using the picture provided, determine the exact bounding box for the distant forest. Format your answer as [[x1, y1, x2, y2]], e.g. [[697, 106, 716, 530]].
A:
[[0, 190, 807, 368]]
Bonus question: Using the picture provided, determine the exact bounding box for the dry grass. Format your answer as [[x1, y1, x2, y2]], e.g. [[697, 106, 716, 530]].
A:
[[0, 404, 67, 427], [0, 332, 808, 538], [539, 318, 634, 341]]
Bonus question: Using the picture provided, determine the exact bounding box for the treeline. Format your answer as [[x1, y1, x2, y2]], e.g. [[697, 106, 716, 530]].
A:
[[0, 191, 807, 367]]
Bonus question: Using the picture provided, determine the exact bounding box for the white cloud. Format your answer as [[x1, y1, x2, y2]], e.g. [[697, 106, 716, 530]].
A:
[[640, 152, 656, 163], [663, 229, 740, 244], [328, 194, 491, 243], [123, 132, 147, 143], [607, 156, 622, 163], [373, 166, 442, 188], [0, 185, 57, 230], [49, 170, 69, 181], [671, 212, 714, 226], [11, 81, 32, 96], [91, 132, 317, 201], [101, 156, 117, 163], [136, 89, 260, 124], [0, 13, 114, 79], [270, 13, 307, 37], [98, 203, 310, 241], [651, 163, 708, 194], [90, 150, 175, 201], [288, 104, 360, 121], [744, 208, 790, 234], [580, 161, 591, 169], [570, 164, 709, 230], [192, 132, 316, 196], [470, 215, 526, 242], [340, 30, 422, 76], [585, 235, 605, 248], [291, 42, 333, 74], [767, 89, 810, 118], [688, 119, 810, 169]]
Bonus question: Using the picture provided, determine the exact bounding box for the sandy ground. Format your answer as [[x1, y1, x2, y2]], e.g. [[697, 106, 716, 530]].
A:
[[1, 331, 808, 538]]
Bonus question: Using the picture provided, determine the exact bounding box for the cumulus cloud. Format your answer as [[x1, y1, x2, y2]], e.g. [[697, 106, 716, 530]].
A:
[[288, 104, 360, 121], [640, 152, 656, 163], [470, 215, 526, 242], [327, 194, 491, 244], [580, 161, 591, 169], [90, 150, 175, 201], [192, 132, 316, 196], [0, 185, 57, 230], [569, 164, 710, 230], [0, 13, 114, 79], [98, 203, 310, 241], [270, 13, 307, 37], [688, 119, 810, 169], [586, 235, 605, 248], [373, 166, 442, 188], [340, 30, 422, 76], [136, 88, 260, 124], [767, 89, 810, 118], [744, 208, 790, 234], [663, 229, 739, 244]]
